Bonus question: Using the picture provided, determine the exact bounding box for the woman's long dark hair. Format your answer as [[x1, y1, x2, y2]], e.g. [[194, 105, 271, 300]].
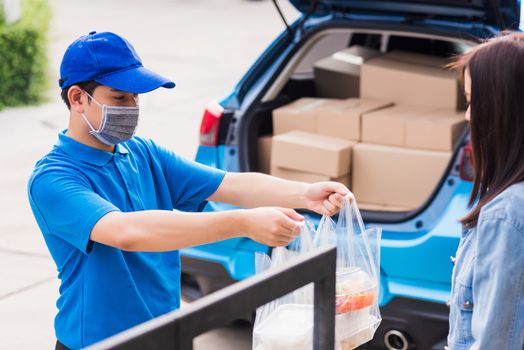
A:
[[452, 32, 524, 228]]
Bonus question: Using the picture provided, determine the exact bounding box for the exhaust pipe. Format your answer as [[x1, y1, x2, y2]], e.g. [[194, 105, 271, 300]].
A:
[[384, 329, 412, 350]]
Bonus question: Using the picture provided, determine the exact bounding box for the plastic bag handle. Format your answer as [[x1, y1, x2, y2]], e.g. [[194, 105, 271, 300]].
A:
[[337, 194, 365, 233], [343, 196, 379, 281]]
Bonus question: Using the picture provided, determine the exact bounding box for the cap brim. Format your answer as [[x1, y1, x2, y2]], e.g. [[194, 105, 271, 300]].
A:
[[96, 66, 175, 94]]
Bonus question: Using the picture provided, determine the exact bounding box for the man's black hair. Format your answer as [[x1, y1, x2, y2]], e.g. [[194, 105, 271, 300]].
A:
[[60, 81, 102, 110]]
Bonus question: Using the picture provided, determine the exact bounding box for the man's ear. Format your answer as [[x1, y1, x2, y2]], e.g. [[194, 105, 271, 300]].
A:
[[68, 86, 85, 113]]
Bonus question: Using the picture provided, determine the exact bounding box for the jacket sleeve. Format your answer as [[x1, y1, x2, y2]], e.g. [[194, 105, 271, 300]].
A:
[[470, 217, 524, 350]]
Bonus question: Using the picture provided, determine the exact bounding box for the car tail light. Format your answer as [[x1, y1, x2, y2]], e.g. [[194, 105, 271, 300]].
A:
[[199, 101, 224, 146], [459, 142, 475, 182]]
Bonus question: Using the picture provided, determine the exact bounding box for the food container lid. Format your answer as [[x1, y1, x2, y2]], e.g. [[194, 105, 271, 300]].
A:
[[254, 304, 313, 345], [336, 267, 376, 296]]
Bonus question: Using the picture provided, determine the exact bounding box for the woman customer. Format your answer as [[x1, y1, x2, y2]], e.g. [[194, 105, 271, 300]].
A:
[[446, 31, 524, 349]]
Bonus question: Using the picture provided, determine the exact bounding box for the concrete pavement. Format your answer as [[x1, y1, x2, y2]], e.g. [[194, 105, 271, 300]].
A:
[[0, 1, 299, 348]]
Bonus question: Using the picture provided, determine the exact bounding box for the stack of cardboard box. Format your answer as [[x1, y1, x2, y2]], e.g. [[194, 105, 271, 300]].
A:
[[267, 98, 393, 187], [353, 52, 467, 210], [259, 48, 467, 212]]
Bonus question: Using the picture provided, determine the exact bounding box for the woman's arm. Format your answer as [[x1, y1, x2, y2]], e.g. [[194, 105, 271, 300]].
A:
[[471, 217, 524, 349]]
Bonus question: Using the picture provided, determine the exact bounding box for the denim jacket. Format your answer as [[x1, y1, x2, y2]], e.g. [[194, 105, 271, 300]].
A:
[[447, 182, 524, 350]]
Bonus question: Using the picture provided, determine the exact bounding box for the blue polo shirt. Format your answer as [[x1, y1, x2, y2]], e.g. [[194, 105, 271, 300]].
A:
[[27, 131, 226, 349]]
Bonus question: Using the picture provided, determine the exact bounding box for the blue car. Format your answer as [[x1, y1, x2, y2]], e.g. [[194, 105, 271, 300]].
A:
[[182, 1, 520, 349]]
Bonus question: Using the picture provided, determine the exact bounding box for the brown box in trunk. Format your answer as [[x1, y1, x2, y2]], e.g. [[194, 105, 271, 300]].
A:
[[358, 202, 411, 212], [352, 143, 451, 209], [361, 51, 465, 110], [271, 131, 355, 178], [317, 98, 393, 142], [362, 105, 467, 151], [362, 105, 436, 147], [271, 165, 350, 187], [272, 98, 328, 135], [257, 136, 272, 174], [405, 109, 467, 151], [314, 46, 381, 99]]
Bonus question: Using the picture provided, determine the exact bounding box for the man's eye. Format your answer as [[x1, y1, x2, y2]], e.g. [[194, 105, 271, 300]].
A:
[[113, 96, 125, 101]]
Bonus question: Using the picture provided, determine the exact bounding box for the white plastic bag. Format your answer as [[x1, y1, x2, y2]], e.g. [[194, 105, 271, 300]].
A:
[[253, 222, 317, 350], [315, 196, 382, 350]]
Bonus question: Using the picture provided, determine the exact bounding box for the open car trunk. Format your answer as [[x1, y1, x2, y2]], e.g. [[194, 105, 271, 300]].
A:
[[288, 0, 520, 31], [241, 26, 474, 220]]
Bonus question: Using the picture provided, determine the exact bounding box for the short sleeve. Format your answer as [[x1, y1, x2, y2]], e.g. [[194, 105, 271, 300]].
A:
[[28, 169, 120, 254], [150, 141, 226, 212]]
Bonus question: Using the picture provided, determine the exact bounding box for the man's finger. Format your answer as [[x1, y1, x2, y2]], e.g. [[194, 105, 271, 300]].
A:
[[345, 191, 355, 202], [279, 216, 301, 233], [278, 230, 297, 241], [274, 239, 291, 247], [331, 183, 350, 197], [278, 207, 304, 222], [323, 199, 337, 216], [328, 193, 343, 208]]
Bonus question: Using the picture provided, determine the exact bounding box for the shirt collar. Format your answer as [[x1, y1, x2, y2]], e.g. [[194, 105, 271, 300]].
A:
[[55, 130, 129, 166]]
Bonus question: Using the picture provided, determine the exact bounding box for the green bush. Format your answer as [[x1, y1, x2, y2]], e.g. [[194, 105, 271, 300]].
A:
[[0, 0, 51, 110]]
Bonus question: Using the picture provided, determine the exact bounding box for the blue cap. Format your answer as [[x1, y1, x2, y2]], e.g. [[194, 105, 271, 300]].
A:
[[59, 31, 175, 93]]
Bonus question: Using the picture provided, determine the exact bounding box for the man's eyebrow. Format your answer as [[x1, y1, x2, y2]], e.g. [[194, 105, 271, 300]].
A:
[[109, 88, 124, 93]]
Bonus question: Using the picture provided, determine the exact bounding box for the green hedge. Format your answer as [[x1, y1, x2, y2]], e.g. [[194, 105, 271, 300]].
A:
[[0, 0, 51, 110]]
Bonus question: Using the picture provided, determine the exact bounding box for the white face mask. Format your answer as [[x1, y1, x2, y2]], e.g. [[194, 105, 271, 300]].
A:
[[81, 91, 139, 146]]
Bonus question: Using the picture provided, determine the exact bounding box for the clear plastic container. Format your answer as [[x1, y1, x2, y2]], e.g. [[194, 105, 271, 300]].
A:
[[336, 313, 381, 350], [334, 267, 379, 349], [253, 304, 313, 350], [335, 267, 377, 315]]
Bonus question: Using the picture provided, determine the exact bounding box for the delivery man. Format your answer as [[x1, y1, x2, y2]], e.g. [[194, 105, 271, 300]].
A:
[[27, 31, 349, 350]]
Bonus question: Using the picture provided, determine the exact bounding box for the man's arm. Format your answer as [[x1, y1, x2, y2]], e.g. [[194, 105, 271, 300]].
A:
[[209, 172, 351, 215], [90, 207, 304, 252]]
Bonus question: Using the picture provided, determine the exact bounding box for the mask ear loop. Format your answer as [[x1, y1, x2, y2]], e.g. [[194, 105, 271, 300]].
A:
[[80, 112, 98, 133], [82, 91, 105, 133]]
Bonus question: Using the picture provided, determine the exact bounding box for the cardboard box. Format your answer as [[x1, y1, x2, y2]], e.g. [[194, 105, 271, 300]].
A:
[[271, 131, 355, 178], [405, 109, 467, 151], [257, 136, 272, 174], [271, 165, 350, 187], [358, 202, 411, 212], [272, 98, 328, 135], [317, 98, 393, 141], [384, 50, 449, 68], [352, 143, 451, 209], [362, 105, 436, 147], [273, 97, 392, 142], [314, 46, 381, 99], [361, 51, 464, 110]]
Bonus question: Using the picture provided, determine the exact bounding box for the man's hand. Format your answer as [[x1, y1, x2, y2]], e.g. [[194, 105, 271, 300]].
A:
[[208, 173, 352, 217], [304, 182, 352, 216], [243, 207, 304, 247]]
